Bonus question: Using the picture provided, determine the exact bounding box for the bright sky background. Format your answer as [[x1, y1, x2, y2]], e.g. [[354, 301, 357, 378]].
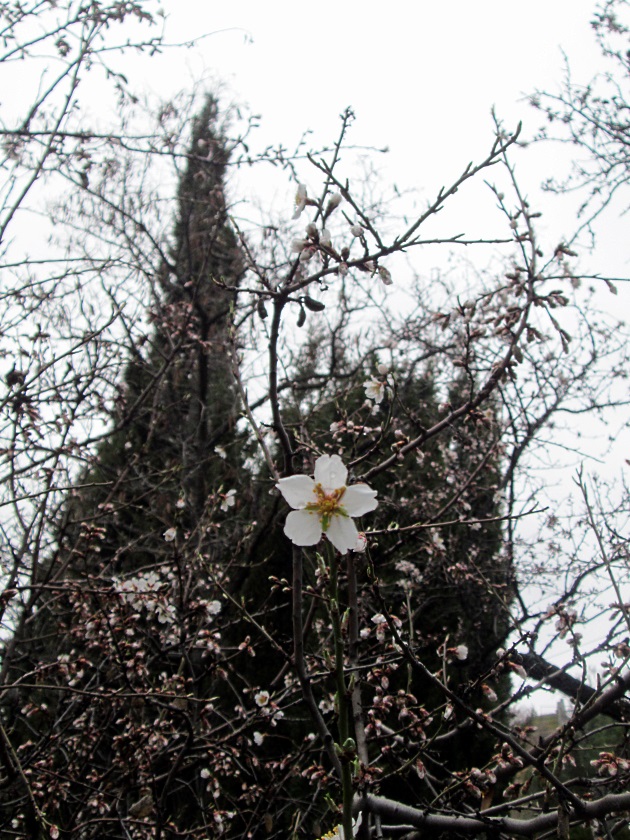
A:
[[132, 0, 625, 277]]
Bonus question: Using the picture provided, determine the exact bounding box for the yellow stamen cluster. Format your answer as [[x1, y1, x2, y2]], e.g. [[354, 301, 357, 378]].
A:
[[306, 483, 347, 531], [317, 830, 341, 840]]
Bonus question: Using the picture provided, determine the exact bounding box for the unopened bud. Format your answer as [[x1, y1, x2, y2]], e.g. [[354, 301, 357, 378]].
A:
[[303, 296, 326, 312], [327, 193, 342, 211], [378, 266, 393, 286]]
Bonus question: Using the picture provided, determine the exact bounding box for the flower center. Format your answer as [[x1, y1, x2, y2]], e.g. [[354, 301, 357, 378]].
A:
[[306, 483, 347, 531]]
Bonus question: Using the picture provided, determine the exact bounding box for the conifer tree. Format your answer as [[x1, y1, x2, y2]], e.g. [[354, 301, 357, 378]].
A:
[[1, 102, 512, 839], [1, 95, 252, 838]]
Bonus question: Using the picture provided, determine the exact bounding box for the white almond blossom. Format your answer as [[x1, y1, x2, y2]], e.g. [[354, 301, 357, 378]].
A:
[[220, 489, 236, 512], [364, 377, 386, 404], [163, 527, 177, 542], [276, 454, 378, 554], [254, 690, 270, 707], [293, 184, 307, 219]]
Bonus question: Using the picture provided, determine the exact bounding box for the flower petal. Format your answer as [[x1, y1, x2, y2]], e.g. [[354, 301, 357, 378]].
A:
[[326, 515, 359, 554], [314, 454, 347, 492], [284, 509, 323, 546], [343, 484, 378, 516], [276, 475, 316, 509]]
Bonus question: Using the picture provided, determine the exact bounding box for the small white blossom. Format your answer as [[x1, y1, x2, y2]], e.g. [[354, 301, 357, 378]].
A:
[[350, 223, 363, 237], [291, 238, 308, 252], [377, 363, 390, 375], [253, 731, 264, 746], [455, 644, 469, 661], [175, 497, 186, 509], [163, 527, 177, 542], [482, 684, 498, 703], [293, 184, 307, 219], [269, 708, 284, 726], [214, 445, 227, 459], [254, 690, 270, 708], [200, 768, 211, 779], [364, 377, 386, 405], [207, 600, 222, 616], [220, 489, 236, 512]]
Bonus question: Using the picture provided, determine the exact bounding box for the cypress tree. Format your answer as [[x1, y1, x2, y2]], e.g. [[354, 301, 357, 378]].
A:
[[1, 103, 514, 838], [1, 94, 252, 838]]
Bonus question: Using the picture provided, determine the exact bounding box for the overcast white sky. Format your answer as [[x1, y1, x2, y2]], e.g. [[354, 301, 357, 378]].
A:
[[135, 0, 625, 278]]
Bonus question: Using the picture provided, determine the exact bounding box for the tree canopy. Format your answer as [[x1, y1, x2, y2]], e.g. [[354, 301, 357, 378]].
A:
[[0, 2, 629, 839]]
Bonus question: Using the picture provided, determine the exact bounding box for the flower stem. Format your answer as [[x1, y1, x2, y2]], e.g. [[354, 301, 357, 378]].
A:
[[327, 540, 354, 839]]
